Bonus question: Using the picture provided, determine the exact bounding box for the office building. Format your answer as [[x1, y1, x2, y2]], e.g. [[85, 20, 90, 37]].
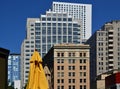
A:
[[21, 10, 81, 87], [52, 1, 92, 41], [8, 54, 20, 86], [43, 43, 90, 89], [0, 47, 10, 89], [86, 20, 120, 88]]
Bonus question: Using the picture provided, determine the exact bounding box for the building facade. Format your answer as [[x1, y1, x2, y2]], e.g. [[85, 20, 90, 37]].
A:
[[21, 10, 82, 87], [0, 47, 10, 89], [43, 43, 90, 89], [86, 20, 120, 88], [52, 1, 92, 41], [8, 54, 21, 86]]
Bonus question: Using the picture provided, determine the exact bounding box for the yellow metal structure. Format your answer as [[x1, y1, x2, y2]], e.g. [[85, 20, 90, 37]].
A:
[[26, 50, 49, 89]]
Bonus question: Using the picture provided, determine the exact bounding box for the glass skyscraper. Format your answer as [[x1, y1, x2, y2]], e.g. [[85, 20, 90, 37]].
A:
[[21, 10, 81, 87], [8, 54, 20, 86]]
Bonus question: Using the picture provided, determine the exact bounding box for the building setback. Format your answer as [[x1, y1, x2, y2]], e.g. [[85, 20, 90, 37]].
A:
[[52, 1, 92, 41], [21, 10, 82, 87], [43, 43, 90, 89], [86, 20, 120, 89]]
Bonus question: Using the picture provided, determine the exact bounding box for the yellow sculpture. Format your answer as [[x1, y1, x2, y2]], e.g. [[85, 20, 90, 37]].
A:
[[26, 50, 49, 89]]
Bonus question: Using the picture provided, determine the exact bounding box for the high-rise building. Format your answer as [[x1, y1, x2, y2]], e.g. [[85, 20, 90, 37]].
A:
[[0, 47, 9, 89], [86, 20, 120, 89], [52, 1, 92, 41], [21, 10, 82, 87], [8, 54, 21, 86], [43, 43, 90, 89]]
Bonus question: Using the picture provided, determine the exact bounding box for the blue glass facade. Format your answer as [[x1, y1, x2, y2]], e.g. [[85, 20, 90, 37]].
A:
[[34, 11, 81, 57], [8, 54, 20, 85]]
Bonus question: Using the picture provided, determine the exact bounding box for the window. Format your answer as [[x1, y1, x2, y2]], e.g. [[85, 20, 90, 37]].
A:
[[61, 79, 64, 83], [80, 59, 82, 63], [52, 18, 56, 21], [80, 85, 82, 89], [58, 18, 61, 21], [68, 72, 75, 77], [83, 66, 86, 70], [68, 59, 75, 63], [47, 18, 51, 21], [80, 66, 82, 70], [63, 18, 67, 21], [84, 85, 86, 89], [35, 23, 40, 26], [61, 53, 64, 57], [68, 18, 72, 21], [57, 66, 60, 70], [68, 66, 75, 70], [84, 79, 86, 83], [83, 59, 86, 63], [42, 17, 46, 21], [57, 86, 60, 89], [57, 79, 60, 83], [80, 79, 82, 83], [83, 72, 86, 76], [61, 66, 64, 70], [80, 72, 82, 77], [61, 86, 64, 89], [57, 53, 60, 57], [80, 53, 82, 57], [57, 59, 60, 63], [83, 53, 86, 57]]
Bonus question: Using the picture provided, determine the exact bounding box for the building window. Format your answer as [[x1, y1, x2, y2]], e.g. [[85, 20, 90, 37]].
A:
[[61, 86, 64, 89], [68, 52, 75, 57], [57, 79, 60, 83], [83, 66, 86, 70], [68, 59, 75, 63], [68, 72, 75, 77], [84, 79, 86, 83], [84, 85, 86, 89], [68, 66, 75, 70], [57, 59, 60, 63], [83, 59, 86, 63], [80, 53, 82, 57], [57, 66, 60, 70], [57, 53, 60, 57], [80, 66, 82, 70], [42, 17, 46, 21], [57, 86, 60, 89], [61, 66, 64, 70], [61, 79, 64, 83], [61, 53, 64, 57], [80, 72, 82, 77], [80, 59, 82, 63], [61, 72, 64, 77], [80, 79, 82, 83], [80, 85, 82, 89], [83, 72, 86, 76]]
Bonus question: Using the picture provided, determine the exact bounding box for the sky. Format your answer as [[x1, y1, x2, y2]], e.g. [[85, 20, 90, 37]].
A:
[[0, 0, 120, 53]]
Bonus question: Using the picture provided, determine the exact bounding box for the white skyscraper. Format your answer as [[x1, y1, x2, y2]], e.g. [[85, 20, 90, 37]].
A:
[[52, 1, 92, 41]]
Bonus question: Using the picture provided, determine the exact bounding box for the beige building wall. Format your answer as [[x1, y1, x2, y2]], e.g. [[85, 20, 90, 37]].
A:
[[43, 43, 90, 89]]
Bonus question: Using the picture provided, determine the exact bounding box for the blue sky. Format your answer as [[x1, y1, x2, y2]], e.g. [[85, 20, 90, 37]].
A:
[[0, 0, 120, 53]]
